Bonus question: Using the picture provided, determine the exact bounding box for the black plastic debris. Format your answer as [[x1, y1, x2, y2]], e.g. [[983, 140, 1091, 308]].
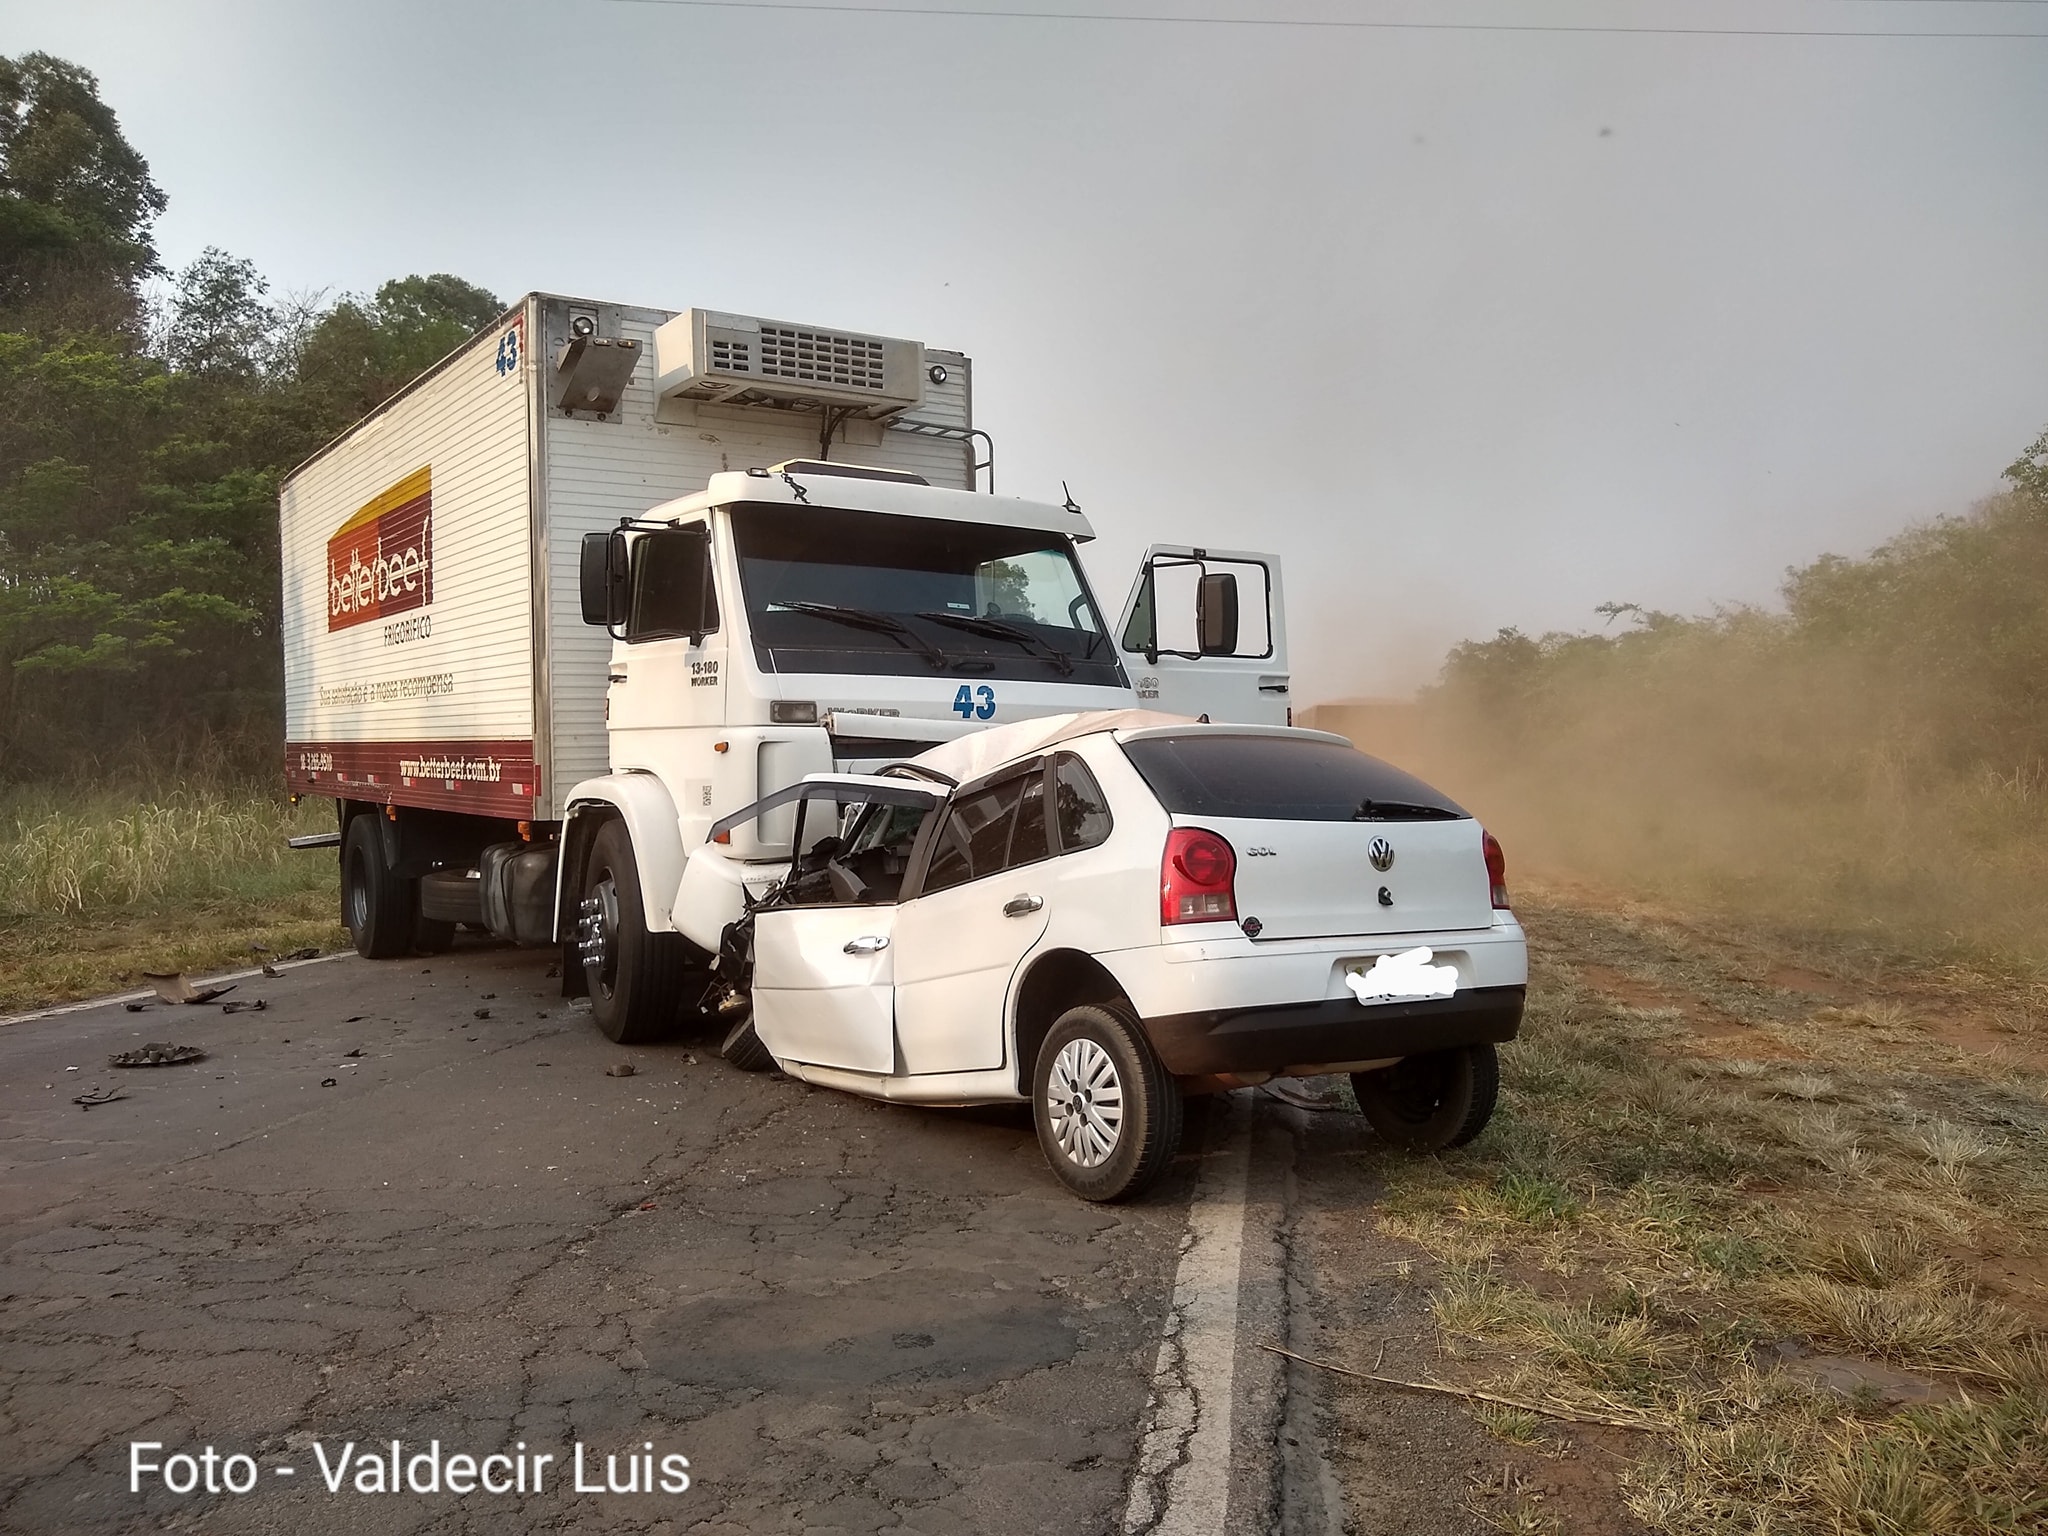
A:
[[122, 1002, 145, 1013], [108, 1043, 205, 1068], [220, 999, 267, 1015], [343, 1047, 365, 1059], [320, 1077, 337, 1088], [473, 1008, 491, 1019]]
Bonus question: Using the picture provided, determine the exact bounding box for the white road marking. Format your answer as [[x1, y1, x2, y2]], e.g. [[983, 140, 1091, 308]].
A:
[[0, 951, 352, 1028], [1121, 1093, 1255, 1535]]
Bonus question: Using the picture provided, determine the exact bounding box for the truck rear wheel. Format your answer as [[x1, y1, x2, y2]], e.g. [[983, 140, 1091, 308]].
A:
[[343, 813, 417, 960], [1351, 1043, 1499, 1152], [579, 819, 686, 1044], [1032, 1006, 1183, 1202]]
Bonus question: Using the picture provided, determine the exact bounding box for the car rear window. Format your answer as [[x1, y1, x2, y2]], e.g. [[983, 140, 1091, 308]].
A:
[[1119, 735, 1468, 822]]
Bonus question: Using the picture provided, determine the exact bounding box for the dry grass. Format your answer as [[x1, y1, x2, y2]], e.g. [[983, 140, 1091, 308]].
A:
[[0, 783, 344, 1010], [1367, 885, 2048, 1535]]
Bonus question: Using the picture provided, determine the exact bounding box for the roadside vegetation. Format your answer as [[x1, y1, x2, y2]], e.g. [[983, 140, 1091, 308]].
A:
[[0, 51, 482, 1003], [0, 759, 343, 1010], [1349, 885, 2048, 1535], [1413, 428, 2048, 964]]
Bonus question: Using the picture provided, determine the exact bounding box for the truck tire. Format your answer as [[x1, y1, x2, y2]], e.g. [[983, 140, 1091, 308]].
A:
[[1032, 1006, 1183, 1202], [1352, 1043, 1499, 1152], [343, 813, 417, 960], [580, 819, 686, 1044], [413, 913, 457, 954]]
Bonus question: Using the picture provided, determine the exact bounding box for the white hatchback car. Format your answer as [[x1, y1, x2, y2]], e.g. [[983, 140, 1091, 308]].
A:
[[695, 711, 1527, 1200]]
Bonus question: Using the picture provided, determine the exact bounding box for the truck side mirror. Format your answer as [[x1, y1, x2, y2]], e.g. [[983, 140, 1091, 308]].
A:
[[579, 530, 629, 628], [626, 526, 717, 643], [1197, 571, 1239, 656]]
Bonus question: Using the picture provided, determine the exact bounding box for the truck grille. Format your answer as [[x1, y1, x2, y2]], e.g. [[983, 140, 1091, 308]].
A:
[[757, 326, 887, 391], [710, 338, 752, 372]]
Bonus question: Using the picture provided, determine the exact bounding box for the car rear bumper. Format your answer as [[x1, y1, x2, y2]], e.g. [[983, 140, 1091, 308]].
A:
[[1141, 985, 1526, 1077]]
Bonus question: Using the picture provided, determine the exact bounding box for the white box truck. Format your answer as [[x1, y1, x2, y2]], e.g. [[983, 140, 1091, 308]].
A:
[[280, 293, 1290, 1042]]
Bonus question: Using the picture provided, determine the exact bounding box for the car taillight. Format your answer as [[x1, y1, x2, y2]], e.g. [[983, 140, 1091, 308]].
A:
[[1162, 827, 1237, 925], [1482, 829, 1511, 910]]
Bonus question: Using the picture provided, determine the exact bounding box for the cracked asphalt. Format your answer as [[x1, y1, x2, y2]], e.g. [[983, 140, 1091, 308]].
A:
[[0, 942, 1489, 1535]]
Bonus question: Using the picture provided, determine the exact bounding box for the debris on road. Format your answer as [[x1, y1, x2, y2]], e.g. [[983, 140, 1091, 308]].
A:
[[72, 1086, 127, 1109], [278, 947, 319, 961], [261, 962, 281, 978], [606, 1062, 637, 1078], [343, 1047, 365, 1058], [473, 1008, 491, 1019], [320, 1077, 337, 1087], [108, 1043, 206, 1068], [122, 1001, 146, 1013], [141, 973, 236, 1005], [220, 999, 267, 1015]]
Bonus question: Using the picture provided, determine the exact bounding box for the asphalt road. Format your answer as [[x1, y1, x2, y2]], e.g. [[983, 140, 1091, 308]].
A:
[[0, 942, 1501, 1535]]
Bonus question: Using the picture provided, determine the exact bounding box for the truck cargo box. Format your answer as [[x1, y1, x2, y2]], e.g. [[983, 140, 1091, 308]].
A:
[[280, 295, 976, 821]]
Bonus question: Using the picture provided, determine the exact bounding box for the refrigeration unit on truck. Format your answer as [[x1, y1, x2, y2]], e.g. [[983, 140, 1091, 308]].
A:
[[279, 293, 1290, 1042]]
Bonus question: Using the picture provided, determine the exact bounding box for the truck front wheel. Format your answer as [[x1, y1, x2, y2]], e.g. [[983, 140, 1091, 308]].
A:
[[579, 819, 686, 1044], [342, 813, 417, 960]]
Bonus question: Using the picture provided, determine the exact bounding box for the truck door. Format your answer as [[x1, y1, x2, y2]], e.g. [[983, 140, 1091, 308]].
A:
[[1115, 546, 1290, 726]]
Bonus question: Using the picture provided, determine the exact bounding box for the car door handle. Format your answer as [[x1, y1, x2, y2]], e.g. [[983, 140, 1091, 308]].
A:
[[842, 935, 889, 954], [1003, 895, 1044, 917]]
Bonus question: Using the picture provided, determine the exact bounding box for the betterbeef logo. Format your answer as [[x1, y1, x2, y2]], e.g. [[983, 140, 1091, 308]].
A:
[[327, 466, 433, 632]]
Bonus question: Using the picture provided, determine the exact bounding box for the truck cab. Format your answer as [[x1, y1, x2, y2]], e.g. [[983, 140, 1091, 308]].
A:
[[560, 459, 1290, 1043]]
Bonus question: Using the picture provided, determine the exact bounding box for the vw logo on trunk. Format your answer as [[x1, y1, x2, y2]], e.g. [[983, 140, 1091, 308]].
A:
[[1368, 837, 1395, 872]]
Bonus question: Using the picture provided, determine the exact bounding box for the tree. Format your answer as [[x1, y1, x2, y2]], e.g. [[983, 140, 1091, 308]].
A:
[[0, 52, 165, 328], [295, 273, 503, 428], [157, 247, 270, 381]]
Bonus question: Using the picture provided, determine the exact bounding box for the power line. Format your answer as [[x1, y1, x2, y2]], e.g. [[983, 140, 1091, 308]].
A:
[[599, 0, 2048, 36]]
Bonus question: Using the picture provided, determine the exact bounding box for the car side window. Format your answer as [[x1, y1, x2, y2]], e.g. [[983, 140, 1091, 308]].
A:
[[922, 765, 1049, 894], [1052, 753, 1112, 854]]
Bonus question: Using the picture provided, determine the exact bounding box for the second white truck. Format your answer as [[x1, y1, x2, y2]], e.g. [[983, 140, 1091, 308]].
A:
[[279, 293, 1291, 1042]]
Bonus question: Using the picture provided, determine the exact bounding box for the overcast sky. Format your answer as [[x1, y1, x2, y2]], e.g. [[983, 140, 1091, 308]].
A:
[[9, 0, 2046, 701]]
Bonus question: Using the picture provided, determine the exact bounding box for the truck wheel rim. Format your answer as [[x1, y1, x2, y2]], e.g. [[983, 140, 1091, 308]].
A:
[[1048, 1038, 1123, 1169], [583, 877, 620, 998], [346, 848, 370, 932]]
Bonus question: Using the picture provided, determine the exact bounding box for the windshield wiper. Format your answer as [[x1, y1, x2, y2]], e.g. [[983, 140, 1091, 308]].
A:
[[1352, 799, 1464, 821], [915, 611, 1075, 676], [775, 601, 950, 672]]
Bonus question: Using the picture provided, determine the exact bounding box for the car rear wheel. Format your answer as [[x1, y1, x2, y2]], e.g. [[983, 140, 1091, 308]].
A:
[[342, 813, 416, 959], [1032, 1005, 1183, 1202], [1352, 1043, 1499, 1152], [579, 819, 687, 1044]]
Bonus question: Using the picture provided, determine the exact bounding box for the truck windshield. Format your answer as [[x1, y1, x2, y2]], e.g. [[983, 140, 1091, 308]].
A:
[[731, 504, 1124, 684]]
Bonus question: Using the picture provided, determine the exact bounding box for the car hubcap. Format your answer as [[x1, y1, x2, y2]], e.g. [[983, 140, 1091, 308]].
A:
[[1047, 1038, 1123, 1168]]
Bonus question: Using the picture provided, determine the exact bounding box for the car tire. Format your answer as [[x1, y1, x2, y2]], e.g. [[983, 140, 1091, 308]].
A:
[[580, 819, 687, 1045], [1352, 1043, 1499, 1152], [1032, 1005, 1183, 1202], [342, 813, 416, 960], [720, 1015, 775, 1072]]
